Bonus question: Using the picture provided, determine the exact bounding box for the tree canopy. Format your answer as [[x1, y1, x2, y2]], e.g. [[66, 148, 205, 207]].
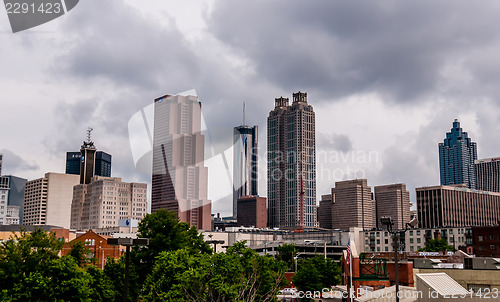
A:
[[418, 239, 455, 252]]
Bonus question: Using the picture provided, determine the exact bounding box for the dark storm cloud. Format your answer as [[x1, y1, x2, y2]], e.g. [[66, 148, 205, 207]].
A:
[[208, 0, 500, 102], [317, 133, 353, 153], [54, 0, 200, 91], [0, 149, 39, 175]]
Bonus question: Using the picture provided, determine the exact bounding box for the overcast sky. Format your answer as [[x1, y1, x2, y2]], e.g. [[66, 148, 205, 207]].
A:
[[2, 0, 500, 216]]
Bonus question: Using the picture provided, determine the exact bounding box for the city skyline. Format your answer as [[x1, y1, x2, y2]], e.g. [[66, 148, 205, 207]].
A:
[[4, 1, 500, 217]]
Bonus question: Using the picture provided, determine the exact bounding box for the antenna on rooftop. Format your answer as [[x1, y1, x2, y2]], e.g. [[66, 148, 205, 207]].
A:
[[86, 127, 93, 143], [243, 102, 246, 126]]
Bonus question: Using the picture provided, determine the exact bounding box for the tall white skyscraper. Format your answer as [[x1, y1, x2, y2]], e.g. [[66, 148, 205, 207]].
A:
[[233, 123, 258, 218], [267, 92, 317, 229], [151, 93, 211, 230]]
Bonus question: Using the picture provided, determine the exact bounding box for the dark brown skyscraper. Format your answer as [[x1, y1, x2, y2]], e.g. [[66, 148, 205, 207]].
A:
[[80, 128, 97, 185]]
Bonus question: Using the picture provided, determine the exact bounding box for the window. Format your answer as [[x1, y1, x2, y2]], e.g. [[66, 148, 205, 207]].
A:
[[479, 236, 483, 242], [409, 231, 414, 236], [491, 245, 496, 250]]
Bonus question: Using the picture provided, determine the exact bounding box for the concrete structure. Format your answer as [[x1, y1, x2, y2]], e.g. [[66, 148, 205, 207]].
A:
[[471, 225, 500, 257], [439, 119, 477, 189], [0, 177, 9, 225], [416, 185, 500, 228], [414, 268, 500, 294], [375, 183, 411, 230], [151, 93, 211, 230], [233, 124, 258, 219], [4, 175, 26, 224], [361, 226, 471, 253], [6, 205, 19, 225], [267, 92, 317, 229], [331, 179, 376, 230], [416, 273, 483, 302], [70, 176, 147, 230], [66, 151, 112, 178], [23, 172, 79, 228], [475, 157, 500, 193], [236, 195, 267, 228]]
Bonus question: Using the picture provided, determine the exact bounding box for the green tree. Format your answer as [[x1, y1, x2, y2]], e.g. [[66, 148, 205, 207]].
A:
[[277, 243, 296, 271], [418, 239, 455, 252], [143, 242, 287, 302], [68, 240, 92, 266], [293, 255, 341, 301], [0, 228, 64, 291]]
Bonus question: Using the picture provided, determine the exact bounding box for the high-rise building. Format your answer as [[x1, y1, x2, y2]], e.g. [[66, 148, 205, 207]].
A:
[[317, 194, 333, 229], [0, 153, 3, 176], [233, 123, 258, 218], [475, 157, 500, 193], [66, 151, 112, 177], [267, 92, 317, 229], [374, 183, 411, 230], [23, 173, 79, 228], [330, 179, 376, 231], [439, 119, 477, 189], [236, 196, 267, 228], [151, 93, 211, 230], [4, 175, 27, 224], [70, 176, 147, 230], [0, 177, 9, 225], [416, 185, 500, 228], [80, 139, 97, 185]]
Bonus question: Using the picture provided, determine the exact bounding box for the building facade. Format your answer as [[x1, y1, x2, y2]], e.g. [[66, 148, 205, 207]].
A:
[[0, 153, 2, 176], [23, 173, 79, 228], [374, 183, 411, 230], [475, 157, 500, 193], [233, 125, 258, 219], [267, 92, 317, 229], [5, 175, 27, 224], [416, 185, 500, 228], [70, 176, 147, 230], [438, 119, 477, 189], [151, 93, 211, 230], [66, 151, 112, 178], [236, 196, 267, 228], [318, 194, 333, 229], [0, 177, 9, 225], [471, 225, 500, 258], [331, 179, 376, 230]]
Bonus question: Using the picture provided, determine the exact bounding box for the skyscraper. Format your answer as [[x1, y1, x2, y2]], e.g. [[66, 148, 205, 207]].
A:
[[330, 179, 376, 230], [23, 172, 79, 228], [267, 92, 317, 229], [66, 151, 112, 177], [0, 153, 3, 176], [233, 120, 258, 218], [475, 157, 500, 193], [4, 175, 27, 224], [151, 93, 211, 230], [374, 183, 411, 230], [438, 119, 477, 189]]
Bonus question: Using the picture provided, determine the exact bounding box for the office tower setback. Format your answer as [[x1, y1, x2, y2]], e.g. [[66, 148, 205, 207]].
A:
[[4, 175, 27, 224], [151, 93, 211, 230], [268, 92, 317, 229], [475, 157, 500, 193], [416, 185, 500, 228], [23, 173, 79, 228], [233, 122, 258, 218], [66, 151, 112, 177], [317, 194, 333, 229], [70, 176, 147, 230], [237, 196, 267, 228], [439, 119, 477, 189], [330, 179, 376, 231], [374, 183, 411, 230]]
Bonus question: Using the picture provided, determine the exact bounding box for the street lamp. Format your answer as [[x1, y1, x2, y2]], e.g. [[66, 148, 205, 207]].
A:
[[380, 216, 418, 302], [107, 237, 149, 302]]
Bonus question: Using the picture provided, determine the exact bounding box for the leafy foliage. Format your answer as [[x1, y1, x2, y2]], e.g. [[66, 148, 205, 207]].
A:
[[143, 241, 287, 302], [276, 243, 296, 271], [293, 255, 341, 301], [418, 239, 456, 252]]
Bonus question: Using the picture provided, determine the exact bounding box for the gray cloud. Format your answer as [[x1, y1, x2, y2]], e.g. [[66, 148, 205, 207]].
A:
[[0, 149, 40, 175], [318, 133, 353, 153]]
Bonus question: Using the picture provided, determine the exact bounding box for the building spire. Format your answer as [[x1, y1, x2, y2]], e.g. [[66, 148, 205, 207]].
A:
[[243, 102, 246, 126], [86, 127, 93, 144]]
